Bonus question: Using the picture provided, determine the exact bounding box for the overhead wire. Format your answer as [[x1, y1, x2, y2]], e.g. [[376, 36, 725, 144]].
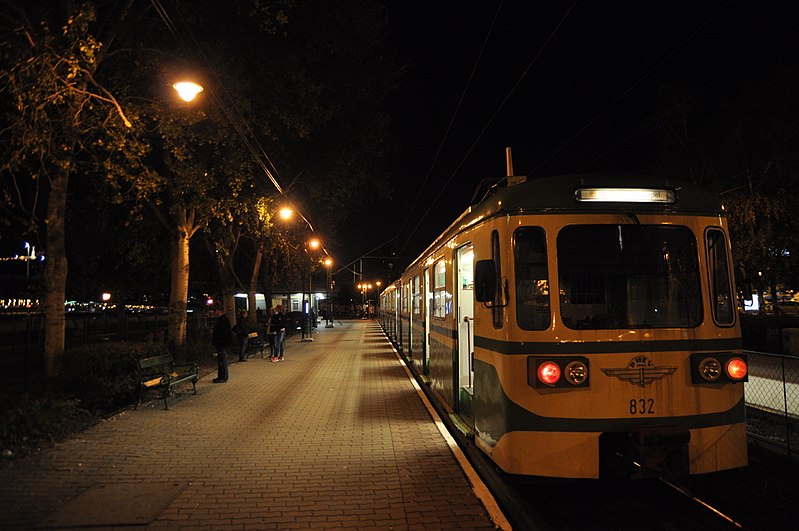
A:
[[390, 0, 504, 258], [149, 0, 284, 195]]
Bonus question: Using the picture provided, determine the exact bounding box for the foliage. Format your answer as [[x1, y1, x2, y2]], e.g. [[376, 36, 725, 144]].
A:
[[57, 341, 167, 412], [0, 390, 95, 463], [652, 65, 799, 293]]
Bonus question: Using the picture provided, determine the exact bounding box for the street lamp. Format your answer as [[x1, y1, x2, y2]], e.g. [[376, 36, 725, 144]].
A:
[[357, 282, 373, 318], [173, 81, 204, 102], [375, 280, 382, 318], [302, 238, 322, 341], [324, 257, 334, 327], [278, 206, 331, 341]]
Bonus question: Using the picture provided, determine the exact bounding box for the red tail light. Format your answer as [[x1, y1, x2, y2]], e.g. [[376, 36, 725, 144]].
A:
[[538, 362, 562, 386], [726, 357, 748, 381]]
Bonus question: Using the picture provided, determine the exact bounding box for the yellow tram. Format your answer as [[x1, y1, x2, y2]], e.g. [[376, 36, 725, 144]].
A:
[[380, 171, 748, 479]]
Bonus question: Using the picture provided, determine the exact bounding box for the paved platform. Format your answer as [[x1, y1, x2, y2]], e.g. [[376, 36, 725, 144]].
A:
[[0, 320, 502, 530]]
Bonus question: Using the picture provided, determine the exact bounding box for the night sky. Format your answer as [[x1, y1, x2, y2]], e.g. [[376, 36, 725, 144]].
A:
[[1, 1, 796, 294], [349, 0, 797, 279]]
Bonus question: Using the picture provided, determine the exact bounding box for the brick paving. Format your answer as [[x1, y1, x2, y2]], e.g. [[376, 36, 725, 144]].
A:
[[0, 320, 499, 530]]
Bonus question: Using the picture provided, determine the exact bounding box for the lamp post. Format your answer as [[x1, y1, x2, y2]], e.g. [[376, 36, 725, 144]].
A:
[[324, 257, 333, 327], [303, 238, 320, 341], [278, 206, 331, 342], [357, 282, 372, 318], [375, 280, 382, 318]]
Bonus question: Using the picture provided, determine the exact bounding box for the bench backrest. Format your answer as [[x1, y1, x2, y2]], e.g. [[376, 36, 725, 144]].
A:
[[138, 354, 174, 370]]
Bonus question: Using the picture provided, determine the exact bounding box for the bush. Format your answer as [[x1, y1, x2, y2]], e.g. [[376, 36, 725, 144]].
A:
[[172, 337, 215, 365], [58, 341, 168, 412], [0, 391, 94, 461]]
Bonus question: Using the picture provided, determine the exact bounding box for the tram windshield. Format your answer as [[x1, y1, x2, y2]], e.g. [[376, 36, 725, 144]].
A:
[[556, 224, 702, 329]]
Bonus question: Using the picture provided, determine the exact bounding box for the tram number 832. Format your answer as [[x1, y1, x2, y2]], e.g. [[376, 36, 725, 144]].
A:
[[630, 399, 655, 415]]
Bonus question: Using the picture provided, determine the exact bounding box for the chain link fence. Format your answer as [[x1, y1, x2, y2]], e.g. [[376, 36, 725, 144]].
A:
[[744, 350, 798, 457]]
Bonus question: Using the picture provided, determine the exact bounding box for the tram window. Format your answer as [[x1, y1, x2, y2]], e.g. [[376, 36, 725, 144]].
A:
[[557, 225, 702, 329], [514, 227, 550, 330], [492, 230, 503, 329], [433, 259, 447, 319], [412, 275, 421, 315], [706, 228, 734, 325]]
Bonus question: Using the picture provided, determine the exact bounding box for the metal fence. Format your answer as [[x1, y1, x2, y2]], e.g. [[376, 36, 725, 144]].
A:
[[744, 350, 799, 457], [0, 312, 211, 380]]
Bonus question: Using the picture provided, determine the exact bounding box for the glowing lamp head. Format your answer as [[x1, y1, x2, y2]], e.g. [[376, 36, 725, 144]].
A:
[[279, 208, 293, 220], [173, 81, 204, 102], [308, 239, 320, 250]]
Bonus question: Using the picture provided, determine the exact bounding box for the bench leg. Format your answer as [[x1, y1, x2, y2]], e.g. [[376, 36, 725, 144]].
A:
[[162, 388, 170, 410]]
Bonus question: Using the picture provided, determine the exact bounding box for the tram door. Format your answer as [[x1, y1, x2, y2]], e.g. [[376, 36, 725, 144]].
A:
[[423, 267, 431, 374], [456, 244, 475, 421]]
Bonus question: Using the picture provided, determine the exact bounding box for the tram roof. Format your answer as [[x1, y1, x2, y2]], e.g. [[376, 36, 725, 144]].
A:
[[474, 174, 723, 214], [405, 174, 725, 272]]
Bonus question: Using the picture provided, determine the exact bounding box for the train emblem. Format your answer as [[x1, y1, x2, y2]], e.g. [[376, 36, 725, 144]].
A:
[[601, 355, 677, 388]]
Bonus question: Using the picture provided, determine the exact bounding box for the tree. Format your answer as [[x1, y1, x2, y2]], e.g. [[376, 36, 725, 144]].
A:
[[0, 1, 137, 377], [652, 66, 799, 301]]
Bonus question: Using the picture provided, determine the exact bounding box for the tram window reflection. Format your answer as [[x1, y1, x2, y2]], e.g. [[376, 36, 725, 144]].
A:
[[514, 227, 550, 330], [557, 225, 702, 329]]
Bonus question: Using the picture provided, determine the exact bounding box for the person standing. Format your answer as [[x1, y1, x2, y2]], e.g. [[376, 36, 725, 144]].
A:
[[212, 307, 232, 383], [265, 307, 277, 358], [234, 309, 249, 362], [270, 304, 287, 362]]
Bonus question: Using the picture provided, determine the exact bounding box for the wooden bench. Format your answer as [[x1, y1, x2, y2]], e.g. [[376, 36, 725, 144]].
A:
[[137, 354, 199, 410]]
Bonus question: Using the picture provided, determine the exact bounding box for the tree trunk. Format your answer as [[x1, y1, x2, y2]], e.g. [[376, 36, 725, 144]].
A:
[[247, 240, 265, 326], [168, 223, 191, 349], [219, 262, 237, 320], [42, 167, 69, 379]]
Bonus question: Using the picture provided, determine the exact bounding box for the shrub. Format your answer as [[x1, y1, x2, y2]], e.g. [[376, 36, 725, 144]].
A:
[[58, 341, 168, 412], [172, 337, 215, 365], [0, 391, 94, 461]]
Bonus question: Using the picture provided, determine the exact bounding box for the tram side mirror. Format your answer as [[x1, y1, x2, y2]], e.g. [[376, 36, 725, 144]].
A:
[[475, 260, 497, 302]]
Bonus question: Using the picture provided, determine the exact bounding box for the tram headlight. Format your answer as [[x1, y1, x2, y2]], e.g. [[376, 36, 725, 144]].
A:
[[690, 353, 748, 384], [565, 361, 588, 385], [529, 357, 590, 388], [698, 357, 722, 382]]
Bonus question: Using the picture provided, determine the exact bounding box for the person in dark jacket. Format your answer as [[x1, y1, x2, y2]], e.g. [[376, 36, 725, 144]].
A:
[[269, 305, 287, 362], [212, 307, 232, 382]]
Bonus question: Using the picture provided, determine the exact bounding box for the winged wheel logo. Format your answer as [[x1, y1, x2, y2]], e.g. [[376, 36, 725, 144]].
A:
[[601, 355, 676, 387]]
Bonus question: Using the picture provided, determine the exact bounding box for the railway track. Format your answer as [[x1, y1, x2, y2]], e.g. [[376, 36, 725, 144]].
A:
[[412, 363, 791, 530], [508, 473, 746, 530]]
